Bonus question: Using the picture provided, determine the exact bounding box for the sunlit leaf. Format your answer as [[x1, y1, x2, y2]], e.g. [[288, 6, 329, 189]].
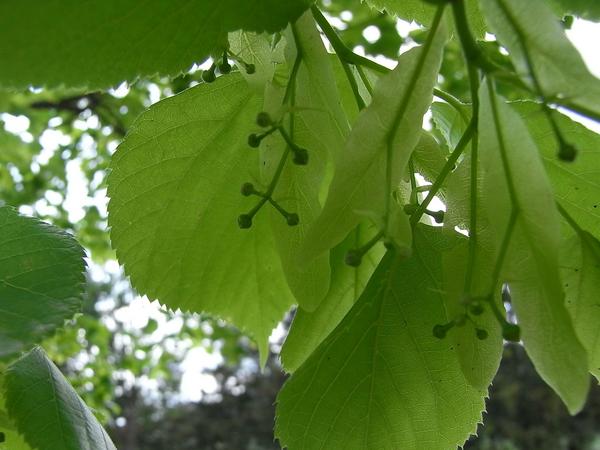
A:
[[561, 229, 600, 380], [276, 226, 487, 450], [479, 80, 589, 413], [280, 224, 384, 372], [513, 101, 600, 241], [107, 75, 294, 363], [260, 13, 351, 311], [481, 0, 600, 119], [299, 20, 448, 265]]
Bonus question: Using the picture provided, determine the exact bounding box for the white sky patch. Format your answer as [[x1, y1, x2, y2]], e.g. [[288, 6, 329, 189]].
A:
[[363, 25, 381, 44], [109, 82, 130, 99], [340, 10, 353, 22], [396, 19, 421, 39], [63, 159, 88, 223], [2, 113, 30, 134], [179, 347, 223, 402], [567, 19, 600, 78]]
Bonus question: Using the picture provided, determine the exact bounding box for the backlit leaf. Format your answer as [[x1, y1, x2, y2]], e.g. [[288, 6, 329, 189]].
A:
[[481, 0, 600, 119], [107, 75, 294, 364], [479, 80, 589, 413], [276, 227, 488, 450], [299, 20, 448, 265]]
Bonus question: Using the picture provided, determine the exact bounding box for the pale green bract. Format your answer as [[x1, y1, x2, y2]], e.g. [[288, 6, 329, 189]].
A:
[[3, 347, 115, 450], [0, 207, 85, 361], [259, 12, 351, 311], [513, 101, 600, 242], [276, 227, 488, 450], [280, 224, 385, 372], [107, 75, 294, 365], [479, 81, 589, 414], [0, 0, 312, 89], [561, 230, 600, 380], [298, 21, 448, 266], [480, 0, 600, 120]]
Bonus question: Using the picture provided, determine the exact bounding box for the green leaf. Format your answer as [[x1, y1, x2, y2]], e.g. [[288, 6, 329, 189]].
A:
[[363, 0, 487, 37], [107, 75, 294, 364], [259, 13, 351, 311], [481, 0, 600, 120], [546, 0, 600, 21], [0, 207, 85, 361], [561, 230, 600, 380], [3, 347, 115, 450], [435, 144, 505, 390], [276, 227, 488, 450], [280, 224, 385, 372], [479, 81, 589, 413], [512, 101, 600, 242], [0, 0, 312, 89], [299, 21, 448, 265]]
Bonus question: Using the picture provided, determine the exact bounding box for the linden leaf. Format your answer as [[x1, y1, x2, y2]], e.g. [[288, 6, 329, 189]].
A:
[[299, 19, 448, 265], [3, 347, 115, 450], [107, 75, 294, 364], [0, 207, 85, 361], [0, 0, 312, 89], [479, 80, 589, 413], [276, 226, 488, 450]]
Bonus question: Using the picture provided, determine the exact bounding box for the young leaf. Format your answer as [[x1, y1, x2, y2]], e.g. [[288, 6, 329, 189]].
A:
[[481, 0, 600, 119], [3, 347, 116, 450], [260, 13, 351, 311], [107, 75, 294, 364], [276, 227, 488, 450], [479, 81, 589, 413], [0, 0, 311, 89], [513, 102, 600, 242], [280, 224, 385, 372], [299, 19, 448, 265], [0, 207, 85, 361]]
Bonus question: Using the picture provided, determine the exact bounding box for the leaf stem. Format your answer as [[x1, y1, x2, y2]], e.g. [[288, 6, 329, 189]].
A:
[[355, 65, 373, 96], [462, 43, 482, 295], [311, 6, 389, 75], [486, 208, 518, 313]]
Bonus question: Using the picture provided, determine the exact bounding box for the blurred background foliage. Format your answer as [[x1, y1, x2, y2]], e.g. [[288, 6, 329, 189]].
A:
[[0, 0, 598, 448]]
